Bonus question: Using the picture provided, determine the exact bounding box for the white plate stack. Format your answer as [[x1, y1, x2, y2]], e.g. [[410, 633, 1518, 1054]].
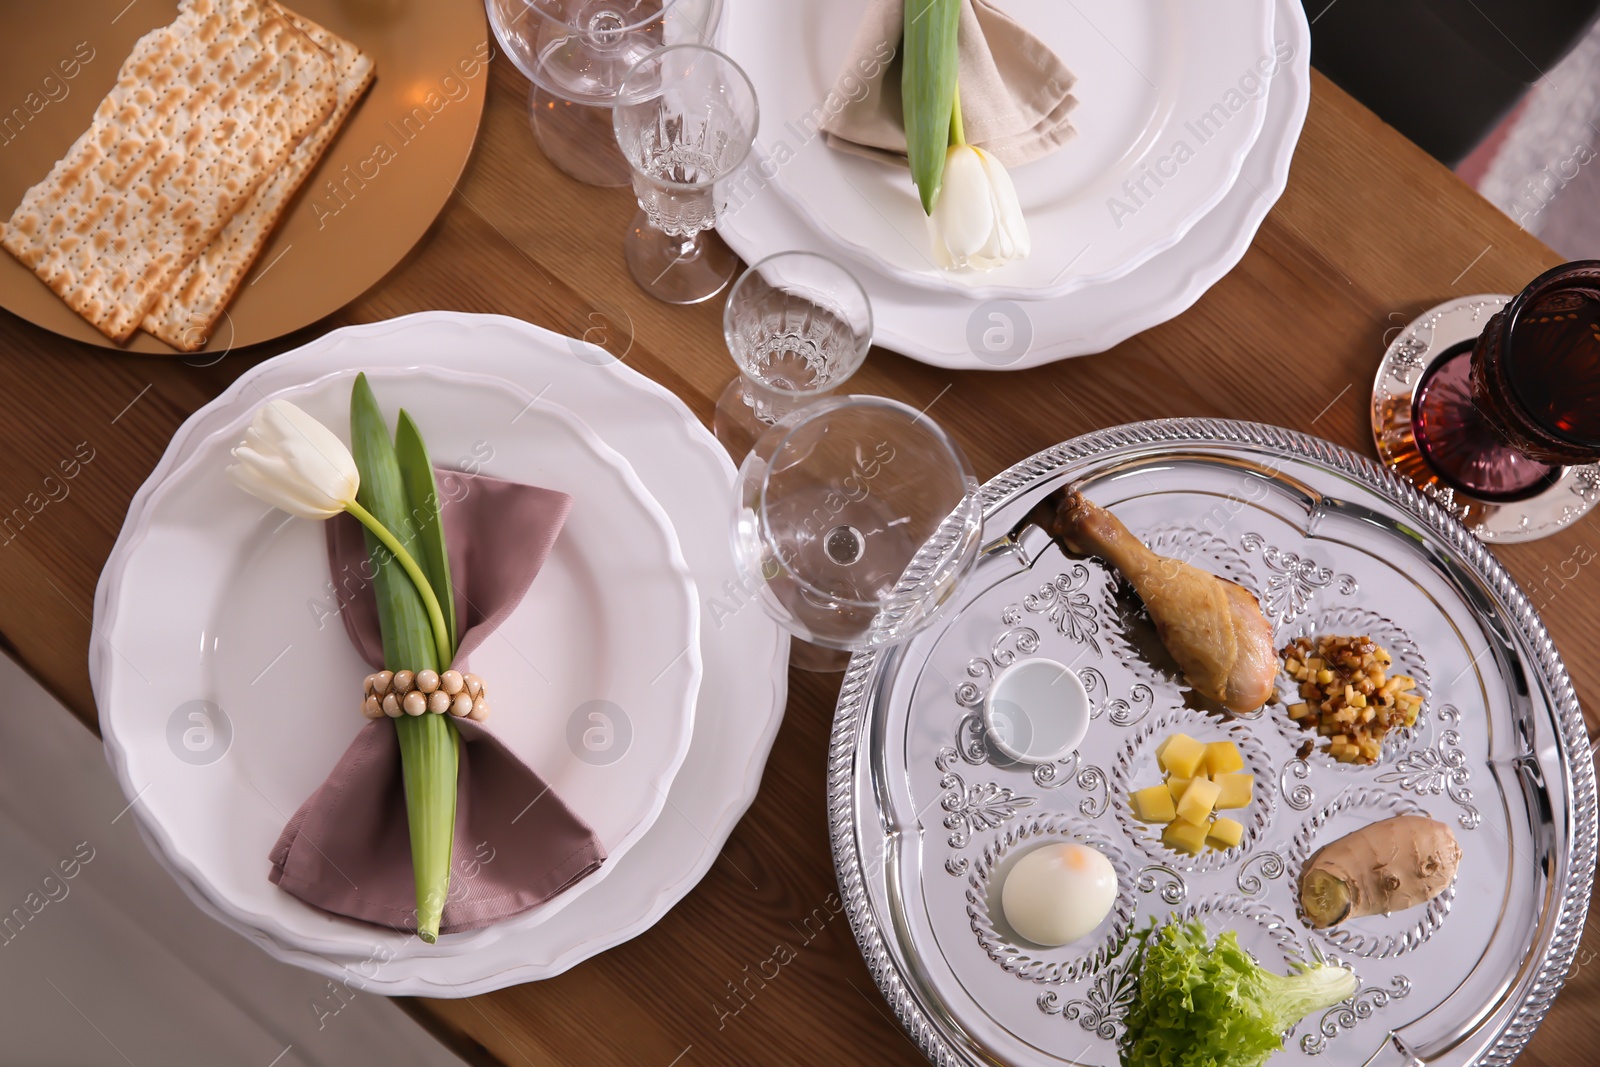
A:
[[716, 0, 1310, 369], [91, 313, 789, 996]]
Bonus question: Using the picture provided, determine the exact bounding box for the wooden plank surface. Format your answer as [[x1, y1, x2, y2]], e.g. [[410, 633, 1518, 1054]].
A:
[[0, 46, 1595, 1067]]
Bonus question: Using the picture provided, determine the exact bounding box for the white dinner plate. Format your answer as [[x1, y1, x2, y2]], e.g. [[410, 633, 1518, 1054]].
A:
[[93, 314, 789, 995], [97, 366, 701, 963], [716, 0, 1309, 370], [722, 0, 1275, 299]]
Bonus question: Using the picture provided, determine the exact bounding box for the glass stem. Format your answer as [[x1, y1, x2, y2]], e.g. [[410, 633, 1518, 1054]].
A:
[[674, 233, 700, 258]]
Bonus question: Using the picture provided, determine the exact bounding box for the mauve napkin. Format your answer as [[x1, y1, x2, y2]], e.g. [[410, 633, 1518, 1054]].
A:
[[268, 469, 607, 936], [820, 0, 1078, 168]]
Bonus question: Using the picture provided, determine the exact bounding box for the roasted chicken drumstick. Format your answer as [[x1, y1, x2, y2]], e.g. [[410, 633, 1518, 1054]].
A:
[[1050, 491, 1277, 713]]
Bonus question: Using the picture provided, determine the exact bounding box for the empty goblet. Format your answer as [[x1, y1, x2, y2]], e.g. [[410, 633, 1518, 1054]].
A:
[[731, 396, 983, 671], [612, 44, 758, 303], [713, 251, 874, 459], [486, 0, 715, 187]]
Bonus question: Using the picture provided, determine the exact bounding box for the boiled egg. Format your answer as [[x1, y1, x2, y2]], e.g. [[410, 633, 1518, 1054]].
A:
[[1001, 841, 1118, 947]]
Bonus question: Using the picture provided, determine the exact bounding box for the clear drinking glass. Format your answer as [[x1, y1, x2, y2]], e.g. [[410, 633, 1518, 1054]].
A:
[[713, 252, 874, 459], [732, 396, 983, 671], [486, 0, 709, 187], [613, 45, 758, 304]]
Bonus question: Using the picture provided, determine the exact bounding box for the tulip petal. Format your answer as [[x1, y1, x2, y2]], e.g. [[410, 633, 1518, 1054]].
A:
[[976, 148, 1030, 262], [229, 455, 316, 519], [268, 401, 360, 497], [930, 146, 997, 269], [927, 145, 1030, 272], [226, 399, 361, 520], [229, 446, 342, 519]]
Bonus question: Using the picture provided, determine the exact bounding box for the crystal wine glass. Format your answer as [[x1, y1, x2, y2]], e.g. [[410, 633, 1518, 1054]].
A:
[[713, 252, 874, 459], [612, 44, 758, 304], [485, 0, 715, 187], [1411, 261, 1600, 502], [732, 396, 983, 671]]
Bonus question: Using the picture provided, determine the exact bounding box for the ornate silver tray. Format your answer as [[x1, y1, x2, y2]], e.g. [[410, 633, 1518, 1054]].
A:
[[830, 419, 1596, 1067]]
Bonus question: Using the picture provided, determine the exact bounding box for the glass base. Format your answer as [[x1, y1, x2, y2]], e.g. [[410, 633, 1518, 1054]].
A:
[[713, 377, 773, 460], [624, 209, 740, 304], [1412, 342, 1559, 502], [789, 640, 852, 673], [528, 85, 631, 188]]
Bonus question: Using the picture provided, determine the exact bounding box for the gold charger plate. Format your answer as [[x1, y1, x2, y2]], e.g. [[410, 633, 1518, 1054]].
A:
[[0, 0, 487, 355]]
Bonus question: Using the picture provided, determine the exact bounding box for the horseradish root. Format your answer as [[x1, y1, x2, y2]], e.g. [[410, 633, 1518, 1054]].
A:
[[1298, 815, 1461, 928]]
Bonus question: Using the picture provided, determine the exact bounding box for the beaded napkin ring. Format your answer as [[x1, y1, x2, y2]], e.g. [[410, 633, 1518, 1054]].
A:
[[361, 669, 490, 721]]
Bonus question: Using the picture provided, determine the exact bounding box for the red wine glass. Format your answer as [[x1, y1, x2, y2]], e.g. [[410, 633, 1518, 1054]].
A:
[[1412, 261, 1600, 502]]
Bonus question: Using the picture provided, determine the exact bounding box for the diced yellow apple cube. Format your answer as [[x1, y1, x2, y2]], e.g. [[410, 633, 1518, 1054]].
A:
[[1203, 740, 1244, 777], [1130, 785, 1177, 823], [1162, 818, 1209, 855], [1166, 776, 1193, 803], [1158, 733, 1206, 779], [1175, 776, 1221, 826], [1206, 816, 1244, 851], [1213, 773, 1255, 810]]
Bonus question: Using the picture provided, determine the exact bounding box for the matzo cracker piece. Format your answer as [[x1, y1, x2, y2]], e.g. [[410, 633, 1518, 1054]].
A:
[[142, 7, 373, 351], [0, 0, 336, 340]]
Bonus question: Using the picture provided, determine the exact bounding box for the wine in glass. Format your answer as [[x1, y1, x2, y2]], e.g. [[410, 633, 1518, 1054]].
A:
[[1411, 261, 1600, 503]]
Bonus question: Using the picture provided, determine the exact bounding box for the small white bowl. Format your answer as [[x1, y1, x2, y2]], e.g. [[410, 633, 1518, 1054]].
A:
[[983, 658, 1091, 764]]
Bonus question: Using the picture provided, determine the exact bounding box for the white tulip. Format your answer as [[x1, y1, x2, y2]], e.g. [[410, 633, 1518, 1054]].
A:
[[929, 145, 1030, 271], [227, 400, 360, 520]]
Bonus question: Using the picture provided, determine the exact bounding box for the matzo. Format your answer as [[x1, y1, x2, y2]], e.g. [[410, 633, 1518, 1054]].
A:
[[142, 8, 374, 351], [0, 0, 337, 340]]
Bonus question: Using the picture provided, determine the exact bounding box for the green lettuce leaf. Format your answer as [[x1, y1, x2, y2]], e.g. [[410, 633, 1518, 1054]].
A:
[[1120, 918, 1358, 1067]]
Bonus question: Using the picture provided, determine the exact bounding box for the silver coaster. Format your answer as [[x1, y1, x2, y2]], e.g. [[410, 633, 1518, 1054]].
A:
[[1370, 294, 1600, 543]]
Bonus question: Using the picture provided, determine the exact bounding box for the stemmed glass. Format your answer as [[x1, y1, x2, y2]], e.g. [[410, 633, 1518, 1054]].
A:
[[732, 396, 984, 671], [713, 252, 874, 459], [486, 0, 713, 187], [1410, 261, 1600, 499], [613, 45, 758, 304]]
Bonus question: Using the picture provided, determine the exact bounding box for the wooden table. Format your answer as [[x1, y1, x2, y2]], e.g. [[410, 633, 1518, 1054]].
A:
[[1, 49, 1596, 1067]]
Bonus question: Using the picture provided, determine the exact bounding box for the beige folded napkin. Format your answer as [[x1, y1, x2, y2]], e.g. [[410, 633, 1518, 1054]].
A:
[[820, 0, 1078, 169]]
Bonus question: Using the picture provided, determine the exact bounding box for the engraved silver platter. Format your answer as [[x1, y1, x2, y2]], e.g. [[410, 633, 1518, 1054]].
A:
[[830, 419, 1596, 1067]]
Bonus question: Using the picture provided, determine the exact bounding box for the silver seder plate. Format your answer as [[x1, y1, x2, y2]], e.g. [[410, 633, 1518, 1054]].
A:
[[830, 419, 1596, 1067]]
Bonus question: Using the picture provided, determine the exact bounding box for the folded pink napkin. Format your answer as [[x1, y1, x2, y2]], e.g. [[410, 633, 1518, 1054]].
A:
[[821, 0, 1078, 168], [269, 469, 606, 936]]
